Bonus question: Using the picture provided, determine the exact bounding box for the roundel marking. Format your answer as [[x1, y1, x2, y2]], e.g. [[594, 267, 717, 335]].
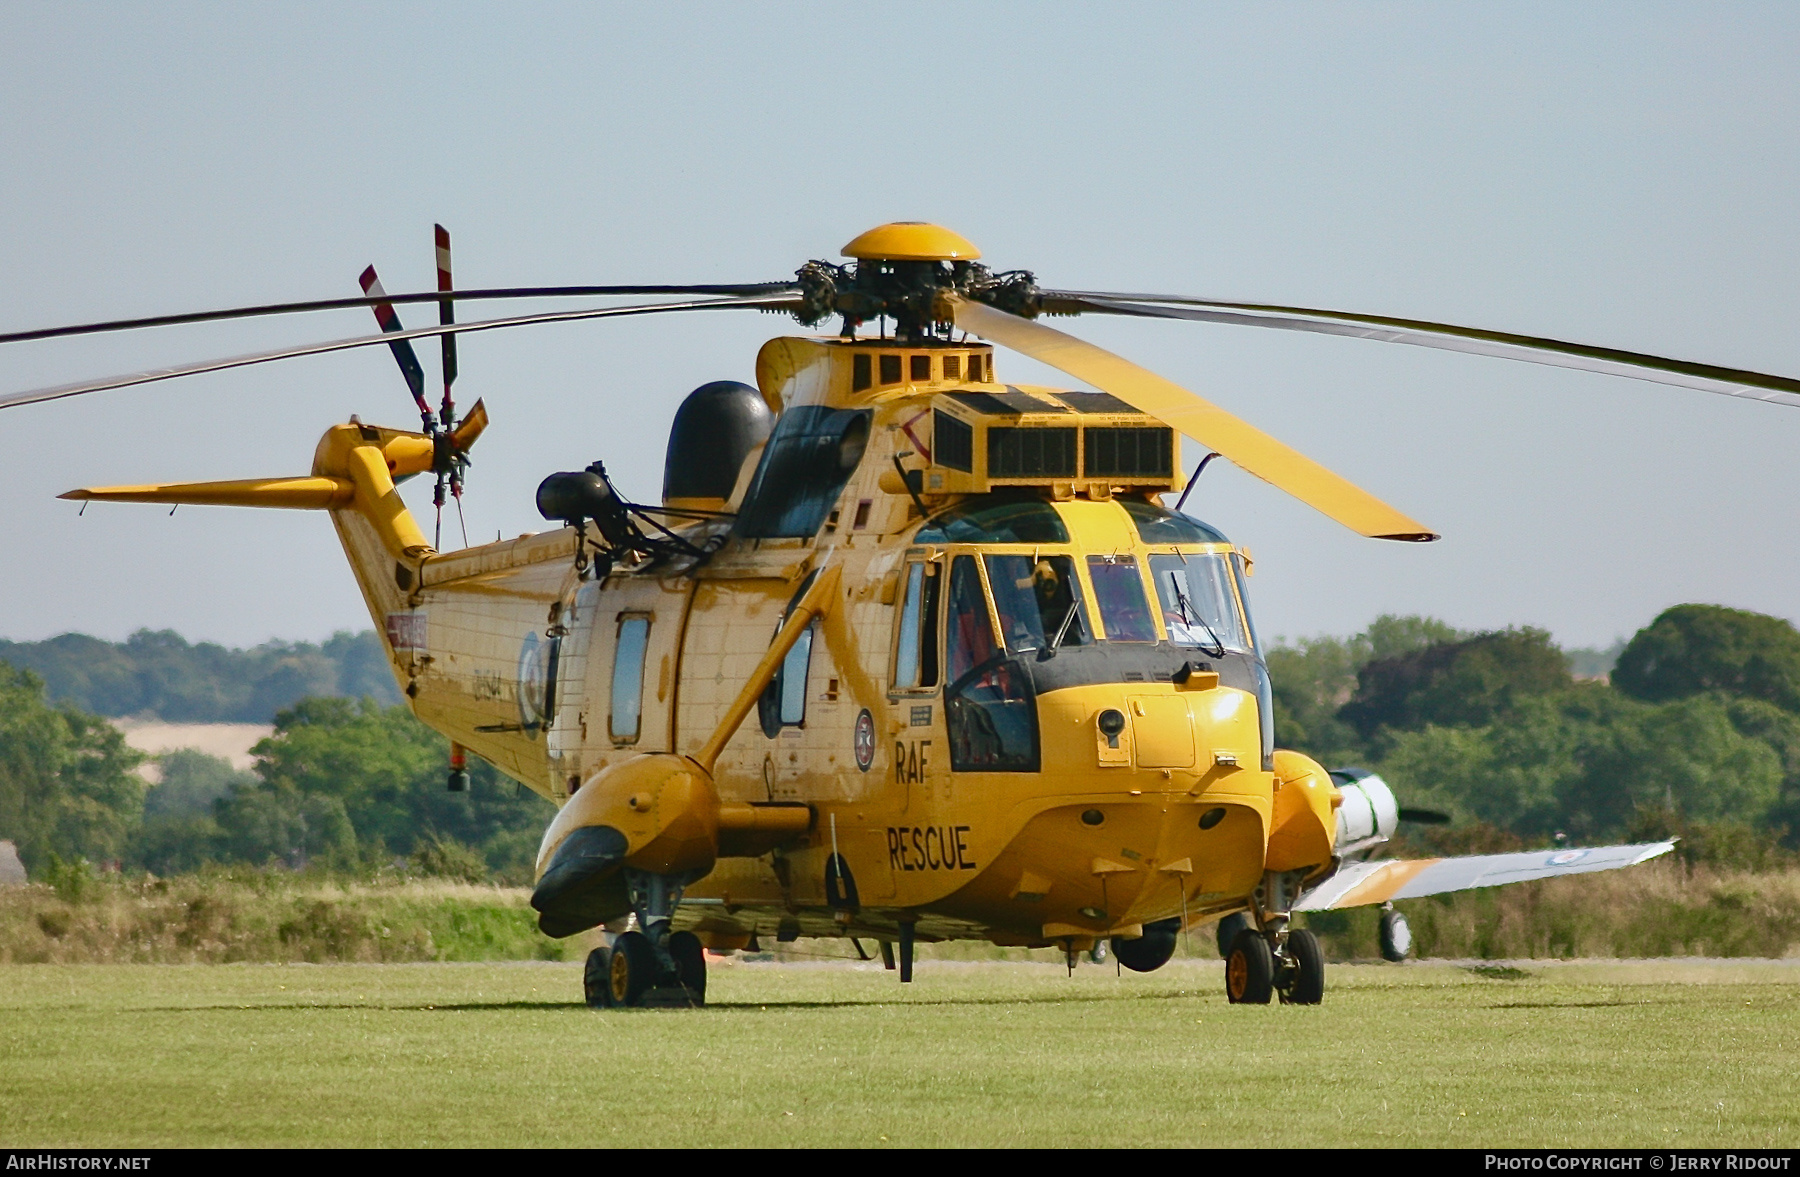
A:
[[854, 708, 875, 772]]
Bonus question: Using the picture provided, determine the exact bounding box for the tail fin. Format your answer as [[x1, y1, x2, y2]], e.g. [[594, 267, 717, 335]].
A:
[[60, 402, 489, 684]]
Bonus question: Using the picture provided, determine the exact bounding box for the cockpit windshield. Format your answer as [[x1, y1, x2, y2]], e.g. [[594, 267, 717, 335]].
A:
[[1087, 555, 1157, 642], [984, 554, 1091, 653], [1149, 552, 1251, 653]]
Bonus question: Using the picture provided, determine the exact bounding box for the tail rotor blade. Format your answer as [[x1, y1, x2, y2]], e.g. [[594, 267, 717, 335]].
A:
[[947, 294, 1437, 542], [435, 224, 457, 423], [358, 266, 431, 424]]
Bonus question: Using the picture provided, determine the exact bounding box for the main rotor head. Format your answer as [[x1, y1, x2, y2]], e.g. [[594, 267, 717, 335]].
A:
[[796, 221, 1044, 342]]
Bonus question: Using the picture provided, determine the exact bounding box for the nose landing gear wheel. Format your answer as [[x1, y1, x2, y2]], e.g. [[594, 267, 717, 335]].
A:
[[1224, 929, 1274, 1004], [1278, 927, 1325, 1005]]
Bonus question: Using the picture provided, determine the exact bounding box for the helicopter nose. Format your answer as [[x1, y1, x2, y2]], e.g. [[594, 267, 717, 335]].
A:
[[531, 825, 630, 938]]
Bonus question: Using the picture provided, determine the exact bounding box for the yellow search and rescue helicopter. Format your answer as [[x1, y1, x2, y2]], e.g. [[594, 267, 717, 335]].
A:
[[18, 221, 1795, 1008]]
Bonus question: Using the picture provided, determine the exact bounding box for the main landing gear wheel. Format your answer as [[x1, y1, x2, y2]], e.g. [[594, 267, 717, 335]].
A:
[[667, 930, 707, 1004], [1279, 928, 1325, 1005], [1225, 929, 1274, 1004]]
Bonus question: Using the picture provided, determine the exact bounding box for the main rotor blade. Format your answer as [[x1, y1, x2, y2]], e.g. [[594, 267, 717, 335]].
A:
[[1045, 291, 1800, 410], [0, 295, 798, 412], [948, 295, 1437, 542], [0, 282, 800, 348]]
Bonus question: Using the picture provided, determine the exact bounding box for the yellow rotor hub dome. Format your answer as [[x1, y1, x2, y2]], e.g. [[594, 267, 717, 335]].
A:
[[841, 222, 981, 262]]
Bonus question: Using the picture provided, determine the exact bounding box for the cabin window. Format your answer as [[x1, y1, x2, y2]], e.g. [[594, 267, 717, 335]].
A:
[[610, 615, 650, 742], [1086, 555, 1157, 642], [760, 619, 816, 736], [911, 354, 931, 382], [984, 553, 1090, 653], [880, 354, 903, 385], [517, 631, 561, 732], [1149, 553, 1249, 653], [945, 555, 1039, 772], [943, 355, 962, 381], [892, 560, 941, 690], [853, 353, 872, 392], [916, 496, 1068, 544]]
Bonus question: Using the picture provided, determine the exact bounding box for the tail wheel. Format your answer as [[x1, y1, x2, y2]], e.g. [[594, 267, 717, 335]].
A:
[[1224, 929, 1274, 1004], [583, 946, 615, 1008], [667, 930, 707, 1004], [1379, 908, 1413, 962], [1281, 928, 1325, 1005], [607, 930, 655, 1007]]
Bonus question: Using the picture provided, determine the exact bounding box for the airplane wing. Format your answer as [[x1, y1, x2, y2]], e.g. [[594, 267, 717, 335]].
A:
[[1291, 841, 1677, 911]]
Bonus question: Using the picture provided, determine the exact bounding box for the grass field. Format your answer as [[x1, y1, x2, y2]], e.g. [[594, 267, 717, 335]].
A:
[[2, 958, 1796, 1147]]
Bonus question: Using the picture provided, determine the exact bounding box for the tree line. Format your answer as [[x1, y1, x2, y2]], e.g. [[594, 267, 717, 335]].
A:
[[1272, 604, 1800, 859], [0, 629, 402, 723], [0, 668, 549, 882], [2, 602, 1797, 884]]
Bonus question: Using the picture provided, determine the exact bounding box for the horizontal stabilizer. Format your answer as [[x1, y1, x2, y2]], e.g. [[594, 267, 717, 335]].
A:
[[1293, 840, 1676, 911], [59, 475, 353, 510]]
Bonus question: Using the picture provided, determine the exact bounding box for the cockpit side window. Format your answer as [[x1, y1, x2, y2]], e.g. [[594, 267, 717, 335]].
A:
[[892, 559, 941, 691], [1149, 553, 1251, 653], [984, 554, 1090, 653], [1086, 555, 1157, 642]]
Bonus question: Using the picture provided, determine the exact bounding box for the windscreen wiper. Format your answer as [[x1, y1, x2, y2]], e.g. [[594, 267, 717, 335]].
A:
[[1045, 600, 1080, 657], [1169, 575, 1226, 658]]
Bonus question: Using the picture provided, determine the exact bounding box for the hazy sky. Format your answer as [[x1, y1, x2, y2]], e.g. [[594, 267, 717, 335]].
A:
[[4, 2, 1799, 650]]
